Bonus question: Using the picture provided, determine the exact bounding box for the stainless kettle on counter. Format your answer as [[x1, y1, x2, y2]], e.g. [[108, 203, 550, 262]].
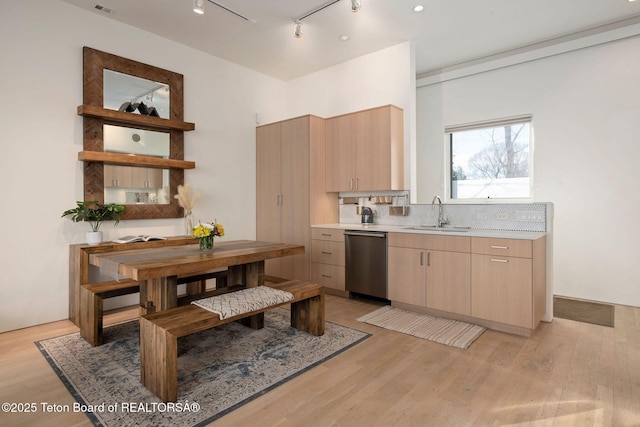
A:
[[361, 207, 374, 224]]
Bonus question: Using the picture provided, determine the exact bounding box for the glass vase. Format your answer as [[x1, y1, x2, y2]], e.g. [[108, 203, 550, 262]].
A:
[[199, 235, 214, 250], [184, 210, 193, 237]]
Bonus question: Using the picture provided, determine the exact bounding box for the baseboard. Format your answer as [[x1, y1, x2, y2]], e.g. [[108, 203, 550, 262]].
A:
[[553, 296, 615, 327]]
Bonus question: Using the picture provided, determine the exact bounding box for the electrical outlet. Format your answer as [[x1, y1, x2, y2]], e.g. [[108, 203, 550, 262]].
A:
[[516, 210, 545, 222], [497, 212, 509, 220]]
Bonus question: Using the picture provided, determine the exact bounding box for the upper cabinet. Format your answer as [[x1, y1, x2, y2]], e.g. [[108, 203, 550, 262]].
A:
[[104, 165, 163, 189], [325, 105, 404, 192]]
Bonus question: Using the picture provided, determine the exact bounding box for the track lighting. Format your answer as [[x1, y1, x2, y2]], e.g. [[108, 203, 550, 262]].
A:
[[193, 0, 204, 14], [292, 0, 361, 38]]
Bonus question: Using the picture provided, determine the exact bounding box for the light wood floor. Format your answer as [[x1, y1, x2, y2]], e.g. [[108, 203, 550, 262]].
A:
[[1, 294, 639, 426]]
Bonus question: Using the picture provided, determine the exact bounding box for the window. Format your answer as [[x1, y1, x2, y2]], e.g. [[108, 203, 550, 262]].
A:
[[446, 115, 533, 200]]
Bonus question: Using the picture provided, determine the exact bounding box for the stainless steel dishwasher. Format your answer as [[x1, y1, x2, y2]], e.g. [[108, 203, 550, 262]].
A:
[[344, 230, 388, 299]]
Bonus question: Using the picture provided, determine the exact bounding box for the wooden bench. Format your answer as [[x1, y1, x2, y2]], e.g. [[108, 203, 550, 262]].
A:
[[139, 280, 325, 402], [79, 270, 228, 346]]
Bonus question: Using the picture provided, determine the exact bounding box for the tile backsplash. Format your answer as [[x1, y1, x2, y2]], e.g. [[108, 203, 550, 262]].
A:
[[339, 192, 549, 233]]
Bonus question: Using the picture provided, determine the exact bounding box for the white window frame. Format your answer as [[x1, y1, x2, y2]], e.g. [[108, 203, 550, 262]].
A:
[[444, 115, 534, 203]]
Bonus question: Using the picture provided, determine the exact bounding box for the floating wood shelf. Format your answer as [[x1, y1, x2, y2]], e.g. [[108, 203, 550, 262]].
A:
[[78, 151, 196, 169], [77, 105, 195, 132]]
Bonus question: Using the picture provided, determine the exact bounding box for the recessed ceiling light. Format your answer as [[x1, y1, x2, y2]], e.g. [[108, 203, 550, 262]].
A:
[[413, 5, 424, 12], [193, 0, 204, 14], [339, 35, 350, 41]]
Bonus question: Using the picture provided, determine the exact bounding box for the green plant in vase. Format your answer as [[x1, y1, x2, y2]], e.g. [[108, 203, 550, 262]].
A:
[[62, 200, 125, 245]]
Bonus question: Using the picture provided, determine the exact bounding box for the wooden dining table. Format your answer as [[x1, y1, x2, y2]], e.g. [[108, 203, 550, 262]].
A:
[[88, 240, 305, 316]]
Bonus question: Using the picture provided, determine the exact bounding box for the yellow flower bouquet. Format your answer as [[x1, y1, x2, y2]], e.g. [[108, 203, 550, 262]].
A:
[[193, 220, 224, 250]]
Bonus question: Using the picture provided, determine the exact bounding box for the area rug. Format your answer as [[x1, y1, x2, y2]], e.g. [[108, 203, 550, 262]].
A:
[[36, 309, 369, 426], [357, 305, 485, 349]]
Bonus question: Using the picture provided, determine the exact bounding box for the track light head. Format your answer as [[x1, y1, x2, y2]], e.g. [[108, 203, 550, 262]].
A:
[[294, 21, 303, 38], [350, 0, 361, 12], [193, 0, 204, 14]]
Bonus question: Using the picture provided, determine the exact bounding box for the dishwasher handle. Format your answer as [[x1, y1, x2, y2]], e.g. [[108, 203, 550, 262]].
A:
[[344, 231, 387, 238]]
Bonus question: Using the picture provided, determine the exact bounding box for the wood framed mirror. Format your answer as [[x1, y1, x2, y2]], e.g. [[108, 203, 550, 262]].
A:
[[79, 47, 195, 220]]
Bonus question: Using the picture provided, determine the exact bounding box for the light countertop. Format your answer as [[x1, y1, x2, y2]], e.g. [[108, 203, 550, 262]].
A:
[[312, 223, 546, 240]]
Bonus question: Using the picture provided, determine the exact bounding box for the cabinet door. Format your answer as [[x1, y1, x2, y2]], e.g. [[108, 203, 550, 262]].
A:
[[426, 251, 471, 316], [388, 247, 426, 306], [130, 167, 161, 188], [146, 168, 163, 188], [256, 123, 283, 276], [354, 107, 392, 191], [471, 254, 533, 328], [104, 165, 133, 187], [280, 117, 310, 280], [325, 114, 355, 192]]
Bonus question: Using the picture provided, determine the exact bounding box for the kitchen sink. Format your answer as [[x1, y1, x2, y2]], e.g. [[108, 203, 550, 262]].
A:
[[405, 225, 470, 232]]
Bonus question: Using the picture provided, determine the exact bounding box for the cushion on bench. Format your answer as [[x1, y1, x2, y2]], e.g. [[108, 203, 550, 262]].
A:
[[191, 285, 293, 319]]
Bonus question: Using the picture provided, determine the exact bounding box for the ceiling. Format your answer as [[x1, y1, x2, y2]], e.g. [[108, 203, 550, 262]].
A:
[[61, 0, 640, 81]]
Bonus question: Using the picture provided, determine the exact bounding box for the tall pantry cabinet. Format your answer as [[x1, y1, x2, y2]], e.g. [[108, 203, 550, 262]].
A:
[[256, 115, 338, 281]]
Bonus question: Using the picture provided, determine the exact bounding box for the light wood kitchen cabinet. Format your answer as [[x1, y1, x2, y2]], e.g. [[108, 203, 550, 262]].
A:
[[256, 116, 338, 281], [310, 228, 345, 291], [130, 167, 162, 189], [324, 114, 354, 192], [104, 165, 162, 189], [470, 237, 546, 330], [388, 232, 546, 335], [388, 233, 470, 315], [104, 165, 133, 187], [325, 105, 404, 192], [388, 246, 426, 306], [426, 250, 471, 316]]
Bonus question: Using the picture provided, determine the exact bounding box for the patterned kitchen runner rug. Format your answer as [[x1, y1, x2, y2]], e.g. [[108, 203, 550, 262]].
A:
[[36, 308, 369, 427], [357, 305, 485, 349]]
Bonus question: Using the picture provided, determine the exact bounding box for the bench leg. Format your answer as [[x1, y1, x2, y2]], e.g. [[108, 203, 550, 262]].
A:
[[79, 286, 103, 346], [237, 312, 264, 329], [291, 290, 325, 336], [140, 317, 178, 402]]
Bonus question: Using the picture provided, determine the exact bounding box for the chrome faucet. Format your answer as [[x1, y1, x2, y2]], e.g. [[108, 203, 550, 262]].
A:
[[431, 195, 448, 227]]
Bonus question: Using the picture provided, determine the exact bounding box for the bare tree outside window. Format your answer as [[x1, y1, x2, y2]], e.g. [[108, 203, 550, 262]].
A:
[[449, 121, 531, 199]]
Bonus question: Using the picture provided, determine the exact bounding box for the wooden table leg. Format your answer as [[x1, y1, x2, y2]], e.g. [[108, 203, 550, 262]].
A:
[[233, 261, 265, 329], [227, 265, 245, 287], [185, 280, 206, 295], [245, 260, 265, 287], [139, 276, 178, 315]]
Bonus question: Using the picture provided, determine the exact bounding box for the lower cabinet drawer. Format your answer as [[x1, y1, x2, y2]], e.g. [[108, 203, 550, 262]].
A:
[[471, 237, 532, 258], [311, 262, 345, 291], [311, 228, 344, 242], [311, 240, 345, 266]]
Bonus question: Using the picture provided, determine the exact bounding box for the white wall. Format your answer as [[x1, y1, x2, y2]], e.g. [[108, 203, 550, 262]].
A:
[[416, 35, 640, 307], [0, 1, 286, 332], [285, 42, 415, 190], [0, 2, 412, 332]]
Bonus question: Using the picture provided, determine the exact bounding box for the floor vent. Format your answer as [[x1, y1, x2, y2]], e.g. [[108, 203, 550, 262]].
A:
[[553, 296, 615, 327]]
